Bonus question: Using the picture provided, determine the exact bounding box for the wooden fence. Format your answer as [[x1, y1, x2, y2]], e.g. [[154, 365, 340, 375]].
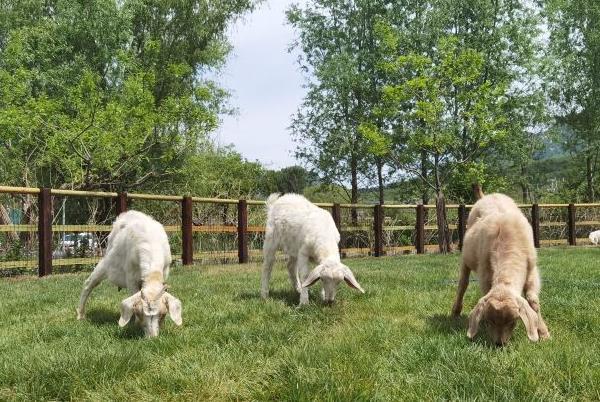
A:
[[1, 186, 600, 277]]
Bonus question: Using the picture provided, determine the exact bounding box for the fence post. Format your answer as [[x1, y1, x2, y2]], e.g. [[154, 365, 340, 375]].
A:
[[237, 199, 248, 264], [181, 196, 193, 265], [415, 204, 425, 254], [532, 203, 540, 248], [567, 203, 576, 246], [38, 188, 52, 277], [116, 191, 128, 215], [458, 204, 467, 251], [373, 204, 384, 257], [332, 203, 343, 255]]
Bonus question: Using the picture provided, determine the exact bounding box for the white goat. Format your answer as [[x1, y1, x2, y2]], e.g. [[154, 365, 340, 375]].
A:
[[452, 193, 550, 345], [76, 210, 182, 337], [260, 193, 364, 305], [589, 230, 600, 245]]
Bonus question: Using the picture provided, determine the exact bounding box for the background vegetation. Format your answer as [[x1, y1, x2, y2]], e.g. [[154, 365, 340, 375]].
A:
[[288, 0, 600, 206], [0, 0, 599, 209]]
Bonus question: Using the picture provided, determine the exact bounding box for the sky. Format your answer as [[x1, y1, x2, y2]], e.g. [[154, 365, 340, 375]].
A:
[[214, 0, 308, 170]]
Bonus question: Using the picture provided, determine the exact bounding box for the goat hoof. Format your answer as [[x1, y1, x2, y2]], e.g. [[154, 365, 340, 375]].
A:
[[539, 330, 550, 340], [527, 299, 540, 312], [76, 309, 85, 320]]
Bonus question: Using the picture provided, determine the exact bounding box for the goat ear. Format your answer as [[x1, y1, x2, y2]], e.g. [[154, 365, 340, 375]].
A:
[[517, 296, 539, 342], [342, 265, 364, 293], [467, 296, 487, 339], [165, 293, 183, 326], [118, 292, 140, 327], [302, 265, 324, 288]]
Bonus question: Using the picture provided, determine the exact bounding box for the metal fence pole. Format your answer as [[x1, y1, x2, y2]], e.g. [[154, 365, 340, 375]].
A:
[[532, 203, 540, 248], [237, 199, 248, 264], [415, 204, 425, 254], [181, 196, 193, 265], [567, 203, 576, 246], [116, 191, 128, 215], [374, 204, 384, 257], [38, 188, 52, 277], [458, 204, 467, 251]]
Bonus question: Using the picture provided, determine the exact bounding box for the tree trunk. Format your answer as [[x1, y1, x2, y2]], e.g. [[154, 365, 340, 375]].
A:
[[351, 153, 358, 225], [435, 191, 451, 254], [0, 204, 18, 243], [376, 158, 384, 205], [521, 185, 529, 204], [420, 150, 429, 205], [521, 165, 529, 203], [222, 204, 229, 226], [472, 183, 484, 201], [420, 150, 429, 225], [434, 153, 451, 253], [20, 195, 35, 249], [586, 153, 594, 202]]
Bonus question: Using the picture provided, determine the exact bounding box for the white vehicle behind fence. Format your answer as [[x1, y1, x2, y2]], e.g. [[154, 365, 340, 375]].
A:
[[55, 233, 101, 257]]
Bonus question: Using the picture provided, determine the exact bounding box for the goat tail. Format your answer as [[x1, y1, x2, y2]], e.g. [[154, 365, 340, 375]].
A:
[[266, 193, 282, 209], [472, 183, 484, 200]]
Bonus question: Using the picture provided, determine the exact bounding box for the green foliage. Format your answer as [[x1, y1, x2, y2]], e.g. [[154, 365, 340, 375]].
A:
[[358, 122, 391, 157], [544, 0, 600, 201], [258, 166, 318, 196], [359, 0, 546, 202], [271, 0, 596, 204], [303, 183, 354, 203], [288, 0, 394, 202], [175, 146, 265, 198], [371, 33, 509, 195], [0, 0, 260, 198]]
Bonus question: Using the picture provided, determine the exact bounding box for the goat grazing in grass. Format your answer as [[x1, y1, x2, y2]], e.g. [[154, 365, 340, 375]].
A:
[[76, 210, 182, 337], [452, 193, 550, 346], [260, 193, 364, 305]]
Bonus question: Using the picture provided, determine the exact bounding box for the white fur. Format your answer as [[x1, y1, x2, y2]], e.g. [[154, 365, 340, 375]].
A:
[[589, 230, 600, 245], [260, 193, 364, 305], [76, 210, 182, 337]]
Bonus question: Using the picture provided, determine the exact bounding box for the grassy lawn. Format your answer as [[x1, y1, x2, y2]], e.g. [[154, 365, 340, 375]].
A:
[[0, 248, 599, 401]]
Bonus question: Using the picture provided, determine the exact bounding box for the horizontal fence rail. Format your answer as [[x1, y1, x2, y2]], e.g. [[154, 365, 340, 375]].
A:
[[1, 186, 600, 276]]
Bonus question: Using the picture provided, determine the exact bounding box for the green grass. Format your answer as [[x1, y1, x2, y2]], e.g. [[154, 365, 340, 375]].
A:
[[0, 248, 599, 401]]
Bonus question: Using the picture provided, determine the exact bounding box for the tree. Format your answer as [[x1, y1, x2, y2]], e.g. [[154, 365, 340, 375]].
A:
[[545, 0, 600, 201], [0, 0, 259, 194], [178, 146, 265, 199], [364, 36, 508, 252], [359, 0, 546, 250], [259, 166, 318, 195], [287, 0, 393, 207]]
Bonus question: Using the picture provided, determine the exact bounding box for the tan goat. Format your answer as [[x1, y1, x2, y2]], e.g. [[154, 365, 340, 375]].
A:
[[452, 193, 550, 345]]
